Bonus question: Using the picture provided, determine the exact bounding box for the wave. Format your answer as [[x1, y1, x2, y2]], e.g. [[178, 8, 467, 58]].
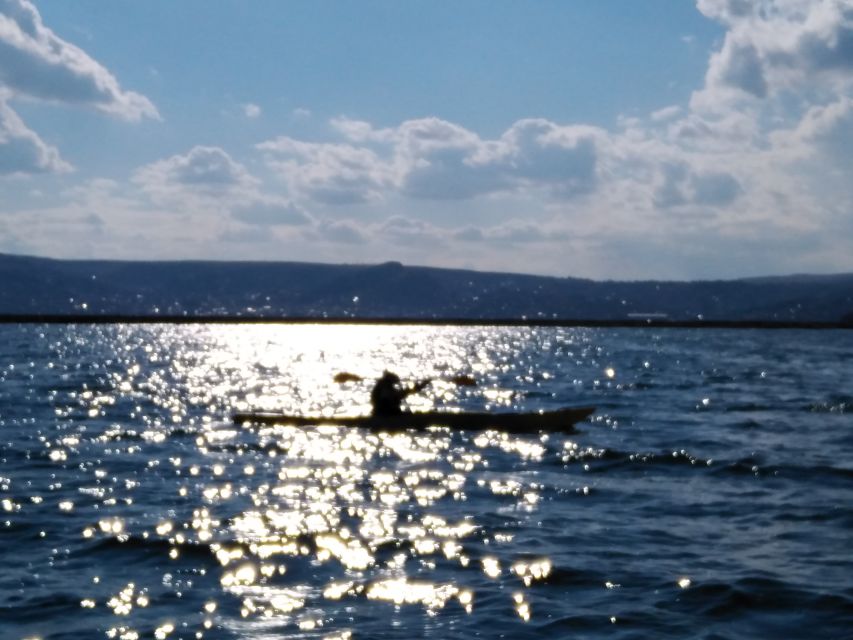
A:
[[807, 395, 852, 413], [666, 576, 853, 618], [557, 444, 853, 485], [0, 592, 80, 624], [72, 533, 220, 563]]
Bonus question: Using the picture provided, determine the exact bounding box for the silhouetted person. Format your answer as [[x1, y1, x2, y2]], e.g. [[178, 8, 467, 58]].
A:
[[370, 371, 431, 416]]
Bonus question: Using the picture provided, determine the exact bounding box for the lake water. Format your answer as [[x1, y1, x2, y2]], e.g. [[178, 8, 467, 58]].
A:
[[1, 324, 851, 639]]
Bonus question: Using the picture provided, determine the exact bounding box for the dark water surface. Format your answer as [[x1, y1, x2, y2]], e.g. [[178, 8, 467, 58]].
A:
[[1, 324, 851, 639]]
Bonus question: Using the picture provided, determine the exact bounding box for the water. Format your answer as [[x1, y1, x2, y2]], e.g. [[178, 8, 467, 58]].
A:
[[0, 324, 851, 639]]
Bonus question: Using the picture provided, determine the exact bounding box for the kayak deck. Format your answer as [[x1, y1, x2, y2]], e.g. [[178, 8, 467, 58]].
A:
[[232, 406, 595, 433]]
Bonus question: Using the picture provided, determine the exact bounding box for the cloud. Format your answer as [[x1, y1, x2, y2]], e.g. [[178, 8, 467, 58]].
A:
[[691, 171, 742, 206], [654, 162, 743, 208], [315, 218, 368, 244], [694, 0, 853, 110], [0, 0, 157, 177], [394, 118, 505, 200], [231, 197, 312, 227], [390, 116, 603, 200], [330, 116, 384, 142], [0, 96, 69, 174], [133, 146, 318, 230], [257, 136, 389, 204], [0, 0, 158, 120], [455, 219, 569, 244], [376, 214, 445, 245], [243, 103, 261, 119], [495, 119, 602, 197], [779, 95, 853, 158], [651, 105, 683, 122], [4, 0, 852, 279], [260, 116, 605, 204], [133, 146, 258, 200], [654, 163, 690, 208]]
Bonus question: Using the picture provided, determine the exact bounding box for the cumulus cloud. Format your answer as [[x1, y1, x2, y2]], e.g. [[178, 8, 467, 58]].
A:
[[654, 162, 743, 208], [133, 146, 258, 200], [123, 0, 853, 278], [5, 0, 851, 278], [694, 0, 853, 109], [0, 0, 157, 176], [651, 105, 683, 122], [0, 0, 158, 120], [776, 95, 853, 159], [395, 116, 604, 200], [0, 96, 69, 174], [495, 119, 602, 196], [260, 116, 606, 205], [132, 146, 320, 232], [257, 136, 389, 204], [691, 171, 743, 206]]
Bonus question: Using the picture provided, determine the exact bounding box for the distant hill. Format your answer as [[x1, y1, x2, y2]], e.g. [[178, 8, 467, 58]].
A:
[[1, 253, 852, 323]]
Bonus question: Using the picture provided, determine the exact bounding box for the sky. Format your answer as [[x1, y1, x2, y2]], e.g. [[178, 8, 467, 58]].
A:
[[0, 0, 852, 280]]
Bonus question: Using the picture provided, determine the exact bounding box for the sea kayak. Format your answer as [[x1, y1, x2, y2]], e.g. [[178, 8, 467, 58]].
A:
[[231, 406, 595, 433]]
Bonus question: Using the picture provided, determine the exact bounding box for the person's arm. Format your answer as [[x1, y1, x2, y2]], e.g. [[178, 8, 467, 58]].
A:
[[405, 379, 432, 396]]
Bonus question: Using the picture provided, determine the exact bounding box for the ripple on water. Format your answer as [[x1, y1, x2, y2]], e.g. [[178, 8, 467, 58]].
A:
[[0, 324, 851, 639]]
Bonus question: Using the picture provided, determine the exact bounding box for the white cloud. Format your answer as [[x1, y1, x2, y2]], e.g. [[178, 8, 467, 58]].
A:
[[133, 146, 258, 201], [691, 171, 743, 206], [775, 95, 853, 157], [257, 136, 390, 204], [693, 0, 853, 110], [260, 116, 606, 204], [132, 146, 319, 233], [243, 103, 261, 119], [0, 0, 158, 120], [493, 119, 603, 197], [653, 162, 743, 208], [4, 0, 852, 279], [651, 105, 683, 122], [0, 0, 157, 177], [0, 95, 69, 174], [330, 116, 387, 142]]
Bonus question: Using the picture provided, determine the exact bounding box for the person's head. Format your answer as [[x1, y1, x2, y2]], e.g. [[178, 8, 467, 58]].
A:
[[380, 370, 400, 384]]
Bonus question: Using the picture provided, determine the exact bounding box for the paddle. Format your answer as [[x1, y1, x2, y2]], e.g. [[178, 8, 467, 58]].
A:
[[333, 372, 477, 387]]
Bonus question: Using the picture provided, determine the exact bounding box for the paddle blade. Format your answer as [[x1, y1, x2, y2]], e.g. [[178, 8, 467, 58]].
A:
[[334, 372, 363, 383], [450, 375, 477, 387]]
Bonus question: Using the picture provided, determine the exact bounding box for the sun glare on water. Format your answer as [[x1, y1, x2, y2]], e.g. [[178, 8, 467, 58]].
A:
[[39, 323, 588, 637]]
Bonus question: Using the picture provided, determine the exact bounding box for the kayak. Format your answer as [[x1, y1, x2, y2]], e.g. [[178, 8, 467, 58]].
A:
[[231, 406, 595, 433]]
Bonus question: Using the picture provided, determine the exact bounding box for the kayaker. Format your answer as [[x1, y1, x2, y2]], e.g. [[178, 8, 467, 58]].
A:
[[370, 371, 431, 416]]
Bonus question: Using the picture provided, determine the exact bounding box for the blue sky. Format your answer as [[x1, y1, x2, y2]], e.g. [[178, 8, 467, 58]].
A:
[[1, 0, 851, 279]]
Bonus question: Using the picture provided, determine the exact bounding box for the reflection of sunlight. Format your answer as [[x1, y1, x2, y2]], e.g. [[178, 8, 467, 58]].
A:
[[366, 578, 467, 612], [512, 559, 552, 586], [63, 324, 578, 634], [185, 323, 512, 417]]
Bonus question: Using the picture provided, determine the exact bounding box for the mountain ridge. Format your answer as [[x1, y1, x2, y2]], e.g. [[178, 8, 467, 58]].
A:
[[1, 253, 852, 323]]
